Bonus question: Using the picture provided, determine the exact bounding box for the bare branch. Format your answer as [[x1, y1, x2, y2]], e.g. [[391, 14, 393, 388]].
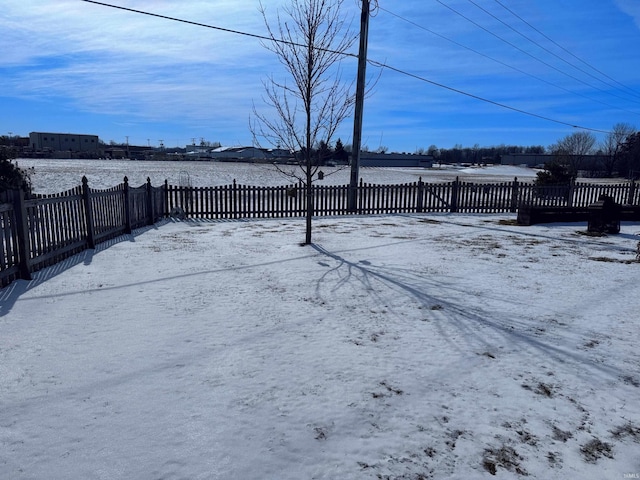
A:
[[252, 0, 356, 244]]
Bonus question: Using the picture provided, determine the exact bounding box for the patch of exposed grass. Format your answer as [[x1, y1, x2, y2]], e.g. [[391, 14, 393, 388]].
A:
[[313, 426, 327, 440], [522, 381, 555, 398], [419, 218, 442, 224], [535, 383, 554, 397], [551, 425, 573, 443], [589, 255, 640, 264], [497, 219, 519, 226], [593, 256, 617, 262], [547, 451, 562, 468], [482, 445, 528, 476], [380, 381, 404, 396], [580, 438, 614, 463], [611, 423, 640, 442], [516, 429, 539, 446], [621, 375, 640, 387], [576, 230, 608, 237]]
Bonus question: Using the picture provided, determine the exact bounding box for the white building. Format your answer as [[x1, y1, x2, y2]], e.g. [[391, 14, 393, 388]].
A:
[[185, 146, 294, 162]]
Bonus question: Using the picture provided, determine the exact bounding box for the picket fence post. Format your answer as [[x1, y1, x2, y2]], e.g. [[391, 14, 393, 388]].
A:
[[450, 177, 460, 213], [164, 180, 170, 217], [123, 176, 132, 234], [567, 178, 575, 208], [510, 177, 520, 213], [146, 177, 154, 225], [82, 176, 96, 249], [232, 179, 238, 219], [628, 179, 636, 205], [11, 189, 32, 280], [416, 177, 424, 213]]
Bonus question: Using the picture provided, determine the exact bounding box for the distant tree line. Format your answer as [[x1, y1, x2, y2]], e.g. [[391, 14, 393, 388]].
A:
[[0, 135, 28, 149], [417, 144, 546, 165], [297, 140, 549, 166], [295, 138, 350, 165], [536, 123, 639, 185]]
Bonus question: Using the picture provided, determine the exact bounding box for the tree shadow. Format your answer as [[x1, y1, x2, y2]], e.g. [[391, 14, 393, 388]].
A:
[[310, 241, 632, 382]]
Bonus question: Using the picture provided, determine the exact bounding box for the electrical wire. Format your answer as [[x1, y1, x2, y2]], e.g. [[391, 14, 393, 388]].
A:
[[378, 6, 640, 118], [81, 0, 615, 135], [367, 59, 612, 134], [434, 0, 640, 108], [81, 0, 359, 59], [493, 0, 640, 101], [466, 0, 640, 104]]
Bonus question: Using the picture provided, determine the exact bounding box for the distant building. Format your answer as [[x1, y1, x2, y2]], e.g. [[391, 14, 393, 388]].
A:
[[500, 154, 550, 168], [29, 132, 100, 154], [360, 152, 433, 168], [187, 146, 294, 162], [182, 144, 433, 167], [501, 153, 609, 172]]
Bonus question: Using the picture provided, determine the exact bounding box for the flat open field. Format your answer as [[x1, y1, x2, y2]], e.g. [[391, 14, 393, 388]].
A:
[[16, 159, 543, 193]]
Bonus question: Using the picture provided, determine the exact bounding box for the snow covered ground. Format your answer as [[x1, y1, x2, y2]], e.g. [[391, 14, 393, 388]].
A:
[[1, 213, 640, 479], [17, 159, 541, 194]]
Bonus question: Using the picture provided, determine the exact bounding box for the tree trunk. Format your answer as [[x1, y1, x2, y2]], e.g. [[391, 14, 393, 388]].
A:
[[304, 166, 313, 245], [304, 151, 313, 245], [304, 39, 314, 245]]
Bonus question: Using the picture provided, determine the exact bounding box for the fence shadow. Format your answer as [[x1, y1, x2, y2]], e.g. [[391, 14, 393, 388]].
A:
[[3, 177, 639, 290], [0, 221, 167, 317]]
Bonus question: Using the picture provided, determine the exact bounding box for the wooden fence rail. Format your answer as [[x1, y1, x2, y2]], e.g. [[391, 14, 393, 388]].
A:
[[0, 177, 165, 287], [164, 177, 639, 218], [2, 176, 639, 288]]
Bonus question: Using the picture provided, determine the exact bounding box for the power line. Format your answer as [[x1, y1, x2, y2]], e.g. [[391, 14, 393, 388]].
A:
[[433, 0, 640, 108], [81, 0, 614, 135], [466, 0, 640, 104], [81, 0, 358, 59], [378, 6, 640, 118], [492, 0, 640, 101], [367, 59, 612, 134]]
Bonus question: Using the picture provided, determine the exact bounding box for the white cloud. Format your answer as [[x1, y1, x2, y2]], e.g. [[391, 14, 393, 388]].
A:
[[1, 0, 268, 64], [614, 0, 640, 29], [0, 1, 284, 125]]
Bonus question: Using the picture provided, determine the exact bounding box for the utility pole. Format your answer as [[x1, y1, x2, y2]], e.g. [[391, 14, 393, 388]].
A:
[[348, 0, 370, 212]]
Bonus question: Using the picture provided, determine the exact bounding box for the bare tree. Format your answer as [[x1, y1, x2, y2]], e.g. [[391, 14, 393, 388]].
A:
[[599, 122, 636, 177], [252, 0, 356, 245], [549, 131, 597, 174]]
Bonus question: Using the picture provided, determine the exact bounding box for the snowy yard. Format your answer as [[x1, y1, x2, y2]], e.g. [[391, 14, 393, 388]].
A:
[[1, 213, 639, 479]]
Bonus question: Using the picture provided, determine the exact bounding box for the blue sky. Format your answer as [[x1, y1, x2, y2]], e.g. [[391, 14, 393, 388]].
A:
[[2, 0, 640, 151]]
